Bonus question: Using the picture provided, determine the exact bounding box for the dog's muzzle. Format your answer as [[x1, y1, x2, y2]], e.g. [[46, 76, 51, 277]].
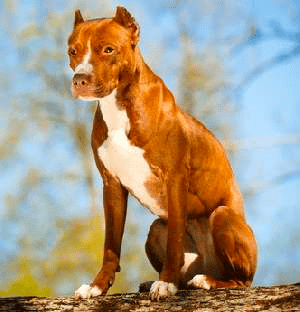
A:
[[71, 73, 93, 98]]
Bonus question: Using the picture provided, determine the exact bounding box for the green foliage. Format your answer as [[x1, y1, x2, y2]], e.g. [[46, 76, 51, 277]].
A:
[[0, 257, 54, 297]]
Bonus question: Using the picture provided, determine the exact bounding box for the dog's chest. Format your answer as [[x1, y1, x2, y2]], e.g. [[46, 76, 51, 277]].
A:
[[97, 91, 165, 216]]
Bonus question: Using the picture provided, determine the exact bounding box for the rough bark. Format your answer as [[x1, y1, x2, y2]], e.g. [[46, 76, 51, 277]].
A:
[[0, 283, 299, 311]]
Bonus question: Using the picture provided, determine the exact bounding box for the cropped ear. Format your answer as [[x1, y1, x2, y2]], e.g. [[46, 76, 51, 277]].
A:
[[74, 9, 84, 28], [113, 6, 140, 47]]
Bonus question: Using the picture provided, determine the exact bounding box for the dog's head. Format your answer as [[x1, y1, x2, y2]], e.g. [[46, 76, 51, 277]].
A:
[[68, 6, 140, 100]]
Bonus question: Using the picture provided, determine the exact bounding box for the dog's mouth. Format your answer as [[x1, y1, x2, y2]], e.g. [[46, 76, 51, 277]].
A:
[[72, 74, 115, 100]]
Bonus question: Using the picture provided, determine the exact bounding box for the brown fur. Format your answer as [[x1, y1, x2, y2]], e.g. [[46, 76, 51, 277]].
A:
[[68, 6, 257, 298]]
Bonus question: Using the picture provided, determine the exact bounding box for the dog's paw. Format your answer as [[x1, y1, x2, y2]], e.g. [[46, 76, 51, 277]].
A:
[[187, 274, 211, 290], [150, 281, 177, 300], [74, 284, 103, 299]]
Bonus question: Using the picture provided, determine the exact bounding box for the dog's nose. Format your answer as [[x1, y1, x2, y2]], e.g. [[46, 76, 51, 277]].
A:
[[72, 73, 89, 88]]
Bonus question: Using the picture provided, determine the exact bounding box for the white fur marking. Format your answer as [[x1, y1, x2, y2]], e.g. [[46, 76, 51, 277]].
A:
[[75, 39, 93, 74], [75, 284, 103, 299], [78, 95, 99, 102], [150, 281, 177, 300], [187, 274, 211, 290], [181, 252, 198, 274], [98, 90, 166, 217]]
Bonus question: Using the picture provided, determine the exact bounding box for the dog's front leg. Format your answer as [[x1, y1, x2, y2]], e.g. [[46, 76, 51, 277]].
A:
[[150, 173, 186, 300], [75, 173, 128, 299]]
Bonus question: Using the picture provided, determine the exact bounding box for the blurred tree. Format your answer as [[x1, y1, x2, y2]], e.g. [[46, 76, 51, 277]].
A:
[[0, 0, 250, 296], [1, 0, 299, 297], [0, 256, 54, 297]]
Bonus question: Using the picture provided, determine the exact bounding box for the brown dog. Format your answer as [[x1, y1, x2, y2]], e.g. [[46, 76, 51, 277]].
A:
[[68, 6, 257, 300]]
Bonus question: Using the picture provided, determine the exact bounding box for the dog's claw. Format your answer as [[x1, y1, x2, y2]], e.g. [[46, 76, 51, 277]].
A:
[[75, 284, 103, 299], [150, 281, 177, 300], [187, 274, 211, 290]]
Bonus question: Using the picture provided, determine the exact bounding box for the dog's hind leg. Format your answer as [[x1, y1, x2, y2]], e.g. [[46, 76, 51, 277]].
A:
[[145, 219, 168, 275], [188, 206, 257, 289], [145, 217, 213, 289], [145, 207, 257, 291]]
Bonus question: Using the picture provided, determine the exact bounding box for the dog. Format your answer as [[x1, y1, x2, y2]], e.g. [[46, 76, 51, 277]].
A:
[[68, 6, 257, 300]]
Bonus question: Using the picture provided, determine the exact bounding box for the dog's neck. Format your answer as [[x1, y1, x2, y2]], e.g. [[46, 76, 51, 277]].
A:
[[101, 50, 172, 145], [98, 89, 130, 135], [122, 51, 158, 96]]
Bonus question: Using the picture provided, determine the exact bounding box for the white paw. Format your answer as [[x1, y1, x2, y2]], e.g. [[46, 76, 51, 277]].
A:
[[150, 281, 177, 300], [74, 284, 103, 299], [187, 274, 211, 290]]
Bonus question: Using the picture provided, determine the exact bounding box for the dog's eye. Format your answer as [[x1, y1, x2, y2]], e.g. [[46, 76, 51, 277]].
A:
[[103, 46, 114, 54], [68, 47, 77, 56]]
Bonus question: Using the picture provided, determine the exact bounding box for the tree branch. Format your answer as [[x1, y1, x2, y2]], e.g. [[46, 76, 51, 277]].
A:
[[0, 283, 299, 311], [235, 45, 300, 92]]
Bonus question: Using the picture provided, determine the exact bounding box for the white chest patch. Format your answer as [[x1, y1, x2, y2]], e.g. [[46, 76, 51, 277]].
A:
[[97, 90, 164, 216]]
